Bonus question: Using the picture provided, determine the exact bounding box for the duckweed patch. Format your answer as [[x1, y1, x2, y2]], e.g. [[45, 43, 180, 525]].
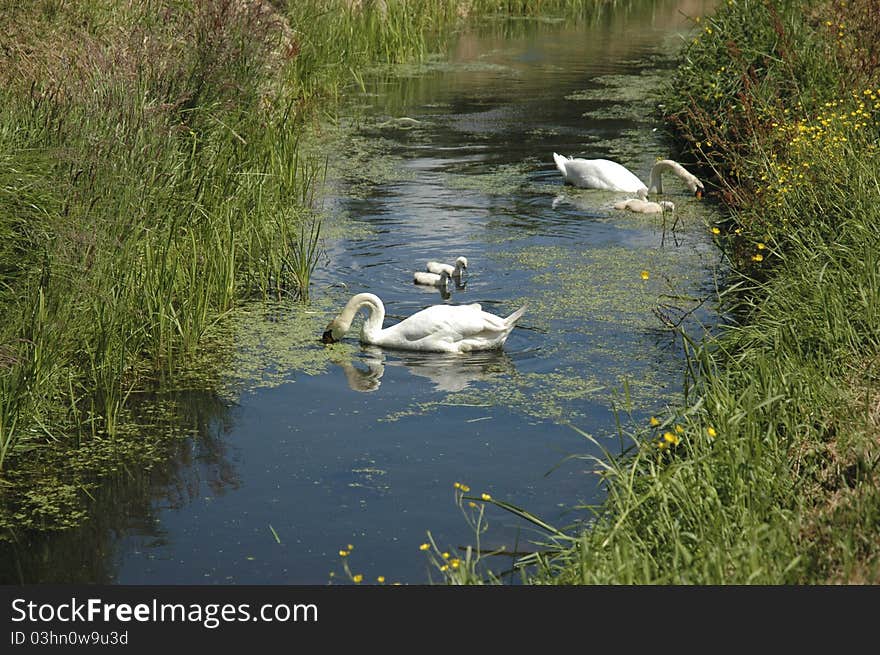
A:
[[443, 161, 535, 196], [0, 400, 203, 534], [377, 234, 716, 427], [346, 460, 391, 497], [502, 243, 712, 325], [318, 130, 414, 200]]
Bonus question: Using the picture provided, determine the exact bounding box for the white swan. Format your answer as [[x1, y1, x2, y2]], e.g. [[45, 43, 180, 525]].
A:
[[413, 269, 451, 287], [321, 293, 527, 353], [613, 199, 675, 214], [552, 153, 704, 199], [426, 256, 468, 278]]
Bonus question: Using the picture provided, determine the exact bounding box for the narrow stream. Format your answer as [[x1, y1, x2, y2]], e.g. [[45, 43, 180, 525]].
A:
[[1, 0, 723, 585]]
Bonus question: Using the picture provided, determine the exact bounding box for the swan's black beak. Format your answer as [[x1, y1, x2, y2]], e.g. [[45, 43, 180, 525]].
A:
[[321, 330, 337, 345]]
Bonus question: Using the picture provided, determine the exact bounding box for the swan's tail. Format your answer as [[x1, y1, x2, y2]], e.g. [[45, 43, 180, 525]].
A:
[[552, 152, 569, 175], [505, 305, 527, 328]]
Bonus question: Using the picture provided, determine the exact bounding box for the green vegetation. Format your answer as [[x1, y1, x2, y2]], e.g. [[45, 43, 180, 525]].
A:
[[423, 0, 880, 584], [0, 0, 324, 532]]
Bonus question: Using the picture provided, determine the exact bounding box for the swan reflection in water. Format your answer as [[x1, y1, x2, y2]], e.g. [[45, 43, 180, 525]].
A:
[[331, 346, 517, 393]]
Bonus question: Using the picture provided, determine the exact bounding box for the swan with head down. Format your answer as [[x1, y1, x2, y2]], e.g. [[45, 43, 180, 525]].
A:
[[321, 293, 526, 353], [413, 269, 452, 287], [613, 199, 675, 214], [426, 256, 468, 278], [552, 153, 704, 199]]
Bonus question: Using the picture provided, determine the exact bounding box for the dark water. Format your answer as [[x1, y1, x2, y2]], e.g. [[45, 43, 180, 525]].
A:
[[2, 0, 723, 585]]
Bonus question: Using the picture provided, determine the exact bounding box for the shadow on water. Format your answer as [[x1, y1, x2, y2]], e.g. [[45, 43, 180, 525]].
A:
[[0, 0, 724, 584]]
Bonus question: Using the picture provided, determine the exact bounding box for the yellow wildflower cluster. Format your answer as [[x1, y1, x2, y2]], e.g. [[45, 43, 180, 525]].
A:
[[650, 417, 719, 452], [658, 430, 681, 450], [751, 89, 879, 216], [436, 550, 463, 572]]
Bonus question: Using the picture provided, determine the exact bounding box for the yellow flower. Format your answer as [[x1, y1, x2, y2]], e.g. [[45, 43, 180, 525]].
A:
[[711, 226, 721, 235], [442, 552, 450, 560], [419, 543, 430, 551], [752, 253, 764, 262], [756, 243, 766, 250], [481, 493, 492, 501], [663, 431, 681, 446], [658, 439, 669, 450], [468, 501, 477, 508], [459, 484, 470, 492], [450, 559, 461, 569], [377, 576, 385, 583], [352, 574, 363, 584], [339, 550, 349, 557], [454, 481, 461, 489], [347, 544, 354, 550], [707, 426, 717, 438], [675, 424, 685, 434], [640, 270, 650, 280], [649, 416, 660, 427], [440, 565, 448, 572]]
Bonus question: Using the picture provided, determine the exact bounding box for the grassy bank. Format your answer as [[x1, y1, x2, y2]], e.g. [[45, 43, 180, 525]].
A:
[[0, 0, 326, 533], [430, 0, 880, 584]]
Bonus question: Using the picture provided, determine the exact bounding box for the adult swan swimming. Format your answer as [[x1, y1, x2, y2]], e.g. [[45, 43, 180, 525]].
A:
[[552, 153, 704, 199], [321, 293, 526, 354]]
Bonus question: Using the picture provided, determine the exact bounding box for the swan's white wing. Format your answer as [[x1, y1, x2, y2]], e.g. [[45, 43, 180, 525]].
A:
[[556, 155, 647, 193], [426, 261, 453, 275], [374, 304, 512, 352], [566, 159, 646, 192], [414, 271, 445, 285]]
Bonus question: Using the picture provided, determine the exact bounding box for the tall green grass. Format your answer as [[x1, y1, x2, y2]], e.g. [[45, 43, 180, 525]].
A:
[[0, 0, 326, 529]]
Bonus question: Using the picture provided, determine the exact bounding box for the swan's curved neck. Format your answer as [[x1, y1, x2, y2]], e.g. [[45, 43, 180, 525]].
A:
[[648, 160, 672, 194], [335, 293, 385, 341], [648, 159, 695, 194]]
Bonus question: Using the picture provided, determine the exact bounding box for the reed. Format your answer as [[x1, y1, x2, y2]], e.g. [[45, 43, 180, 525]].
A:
[[0, 1, 330, 520]]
